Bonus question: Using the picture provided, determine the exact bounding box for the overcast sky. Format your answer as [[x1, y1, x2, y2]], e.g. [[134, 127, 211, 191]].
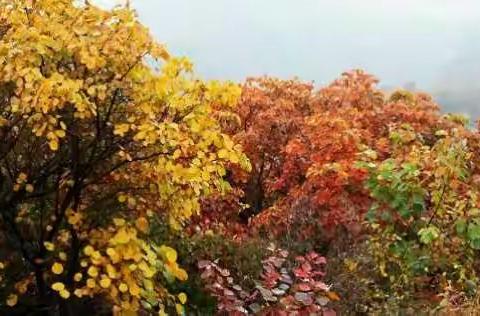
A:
[[94, 0, 480, 119]]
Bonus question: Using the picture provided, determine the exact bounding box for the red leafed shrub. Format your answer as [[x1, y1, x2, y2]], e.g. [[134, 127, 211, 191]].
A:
[[247, 73, 377, 238], [198, 248, 337, 315], [238, 71, 460, 240], [194, 71, 458, 242]]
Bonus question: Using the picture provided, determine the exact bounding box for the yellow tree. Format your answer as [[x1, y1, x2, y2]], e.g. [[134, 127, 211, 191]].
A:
[[0, 0, 248, 314]]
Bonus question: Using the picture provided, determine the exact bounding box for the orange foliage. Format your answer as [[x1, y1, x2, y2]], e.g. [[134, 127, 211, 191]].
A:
[[199, 70, 469, 241]]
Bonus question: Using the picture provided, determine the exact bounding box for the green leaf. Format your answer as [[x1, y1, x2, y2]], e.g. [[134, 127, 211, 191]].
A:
[[399, 207, 412, 219], [366, 207, 378, 222], [409, 256, 431, 275], [467, 223, 480, 241], [471, 239, 480, 250], [418, 226, 440, 245], [455, 218, 467, 235], [412, 194, 425, 213]]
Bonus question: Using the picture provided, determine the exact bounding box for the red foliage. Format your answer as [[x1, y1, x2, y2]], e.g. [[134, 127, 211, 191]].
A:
[[246, 71, 459, 239], [234, 77, 316, 214], [248, 72, 377, 237], [187, 188, 250, 239], [195, 70, 464, 241], [189, 77, 317, 238], [198, 249, 336, 315]]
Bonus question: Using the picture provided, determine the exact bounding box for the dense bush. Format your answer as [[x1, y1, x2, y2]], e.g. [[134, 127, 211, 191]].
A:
[[2, 1, 480, 315], [0, 0, 247, 314], [190, 71, 480, 313]]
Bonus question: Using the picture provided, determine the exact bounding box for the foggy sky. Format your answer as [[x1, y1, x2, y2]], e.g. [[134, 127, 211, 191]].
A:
[[94, 0, 480, 119]]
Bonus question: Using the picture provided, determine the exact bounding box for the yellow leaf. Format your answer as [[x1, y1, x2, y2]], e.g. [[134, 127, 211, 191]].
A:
[[178, 292, 187, 304], [100, 278, 111, 288], [84, 245, 94, 256], [135, 217, 149, 233], [117, 195, 127, 203], [6, 294, 18, 307], [175, 303, 184, 315], [25, 184, 34, 193], [51, 262, 64, 275], [86, 278, 96, 288], [92, 250, 101, 260], [106, 264, 117, 278], [67, 211, 82, 225], [49, 139, 59, 151], [55, 130, 66, 138], [173, 149, 182, 159], [144, 279, 154, 291], [118, 283, 128, 293], [201, 171, 211, 181], [51, 282, 65, 291], [18, 173, 27, 182], [129, 263, 137, 271], [217, 149, 228, 159], [129, 284, 140, 296], [15, 280, 28, 294], [228, 152, 239, 164], [87, 86, 96, 96], [113, 218, 126, 226], [435, 130, 448, 136], [112, 228, 131, 244], [161, 246, 177, 263], [174, 267, 188, 281], [106, 248, 119, 262], [158, 309, 168, 316], [44, 242, 55, 251], [87, 266, 98, 277], [74, 289, 83, 298], [114, 124, 130, 136], [127, 197, 136, 206], [59, 289, 70, 299], [74, 273, 82, 282]]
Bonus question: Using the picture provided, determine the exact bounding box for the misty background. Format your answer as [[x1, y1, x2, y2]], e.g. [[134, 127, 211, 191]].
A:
[[95, 0, 480, 120]]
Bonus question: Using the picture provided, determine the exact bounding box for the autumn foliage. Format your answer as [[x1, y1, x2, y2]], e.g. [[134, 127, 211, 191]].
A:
[[206, 72, 460, 241], [193, 71, 480, 313], [197, 248, 335, 315], [2, 0, 480, 315], [0, 0, 247, 314]]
